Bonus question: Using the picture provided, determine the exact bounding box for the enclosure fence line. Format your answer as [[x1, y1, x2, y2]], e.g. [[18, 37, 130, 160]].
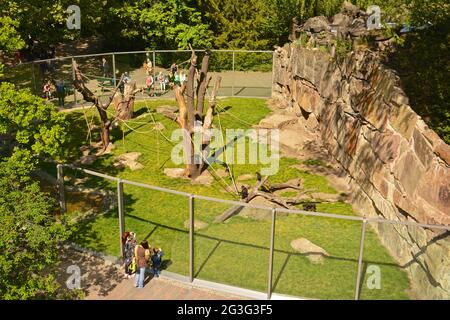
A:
[[56, 164, 450, 300], [5, 49, 276, 101]]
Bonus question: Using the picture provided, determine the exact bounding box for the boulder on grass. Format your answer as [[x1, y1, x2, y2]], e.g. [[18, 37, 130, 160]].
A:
[[113, 152, 144, 171], [291, 238, 329, 264], [164, 168, 186, 178], [79, 155, 97, 165]]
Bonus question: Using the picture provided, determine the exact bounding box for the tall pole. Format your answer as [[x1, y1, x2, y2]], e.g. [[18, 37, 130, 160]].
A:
[[354, 218, 367, 300], [56, 164, 66, 215], [232, 50, 235, 97], [189, 195, 195, 282], [267, 208, 276, 300], [271, 51, 276, 99], [117, 179, 125, 258], [112, 53, 116, 86], [71, 58, 77, 104], [152, 51, 156, 80], [31, 62, 37, 94]]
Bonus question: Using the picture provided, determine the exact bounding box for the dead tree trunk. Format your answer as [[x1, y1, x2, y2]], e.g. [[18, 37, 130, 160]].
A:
[[72, 60, 123, 153], [163, 47, 221, 180], [196, 50, 212, 117], [114, 81, 141, 121]]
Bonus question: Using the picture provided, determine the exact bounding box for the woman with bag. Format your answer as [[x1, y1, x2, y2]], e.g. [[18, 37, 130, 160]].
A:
[[134, 240, 151, 288]]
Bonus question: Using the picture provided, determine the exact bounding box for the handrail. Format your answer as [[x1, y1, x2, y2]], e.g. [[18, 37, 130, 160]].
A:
[[3, 49, 275, 69]]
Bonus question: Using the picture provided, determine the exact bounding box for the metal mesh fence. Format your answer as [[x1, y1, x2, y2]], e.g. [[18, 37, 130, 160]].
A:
[[56, 165, 450, 300], [3, 50, 274, 106]]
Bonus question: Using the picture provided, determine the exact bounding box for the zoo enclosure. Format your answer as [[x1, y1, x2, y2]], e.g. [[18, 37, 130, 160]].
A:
[[56, 164, 450, 300], [3, 49, 275, 102]]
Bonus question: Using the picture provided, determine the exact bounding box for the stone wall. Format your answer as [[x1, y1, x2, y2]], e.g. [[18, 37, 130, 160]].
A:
[[272, 40, 450, 298]]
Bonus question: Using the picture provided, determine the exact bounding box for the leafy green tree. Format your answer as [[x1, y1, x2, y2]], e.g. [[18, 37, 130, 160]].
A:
[[0, 170, 72, 299], [0, 16, 25, 76], [0, 82, 75, 299], [112, 0, 213, 49], [0, 82, 68, 171]]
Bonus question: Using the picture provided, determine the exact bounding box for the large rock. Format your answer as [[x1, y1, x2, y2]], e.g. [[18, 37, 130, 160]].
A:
[[389, 104, 418, 141], [434, 141, 450, 166], [164, 168, 185, 178], [192, 170, 214, 186], [257, 114, 298, 129], [79, 155, 97, 165], [302, 16, 331, 34], [239, 196, 281, 220], [290, 238, 329, 264], [113, 152, 144, 171], [394, 151, 426, 199]]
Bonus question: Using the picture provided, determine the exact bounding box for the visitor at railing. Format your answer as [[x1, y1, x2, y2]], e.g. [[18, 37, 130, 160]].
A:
[[134, 240, 151, 288]]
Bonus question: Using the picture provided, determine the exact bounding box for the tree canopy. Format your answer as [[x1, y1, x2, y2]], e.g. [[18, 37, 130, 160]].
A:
[[0, 83, 73, 299]]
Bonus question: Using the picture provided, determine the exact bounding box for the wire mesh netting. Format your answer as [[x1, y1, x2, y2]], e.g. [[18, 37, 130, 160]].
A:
[[61, 166, 121, 257], [272, 214, 361, 299], [358, 222, 449, 300], [4, 50, 274, 103], [123, 186, 190, 276], [193, 198, 272, 294]]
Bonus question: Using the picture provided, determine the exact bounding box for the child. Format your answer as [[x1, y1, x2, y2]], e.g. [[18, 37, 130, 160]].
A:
[[43, 82, 51, 100], [157, 72, 165, 91], [151, 247, 164, 277], [145, 75, 154, 94]]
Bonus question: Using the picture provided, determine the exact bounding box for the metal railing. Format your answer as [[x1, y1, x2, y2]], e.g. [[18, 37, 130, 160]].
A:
[[56, 164, 450, 300], [4, 49, 275, 101]]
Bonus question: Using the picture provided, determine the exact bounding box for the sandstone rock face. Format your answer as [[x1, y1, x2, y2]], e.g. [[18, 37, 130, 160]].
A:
[[272, 10, 450, 299]]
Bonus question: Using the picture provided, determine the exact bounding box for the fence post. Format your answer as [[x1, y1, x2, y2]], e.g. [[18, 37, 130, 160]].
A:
[[117, 179, 125, 259], [354, 218, 367, 300], [152, 51, 156, 79], [271, 51, 276, 99], [232, 50, 235, 97], [31, 62, 37, 93], [112, 53, 116, 86], [56, 164, 66, 215], [71, 57, 77, 105], [189, 195, 195, 282], [267, 208, 276, 300]]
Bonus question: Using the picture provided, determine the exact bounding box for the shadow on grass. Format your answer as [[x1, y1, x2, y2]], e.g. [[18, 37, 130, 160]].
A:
[[124, 212, 408, 294]]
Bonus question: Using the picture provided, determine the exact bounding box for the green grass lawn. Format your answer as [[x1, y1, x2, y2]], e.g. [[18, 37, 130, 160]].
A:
[[43, 97, 410, 300]]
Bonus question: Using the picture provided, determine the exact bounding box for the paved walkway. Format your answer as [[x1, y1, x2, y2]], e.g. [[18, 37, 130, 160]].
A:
[[87, 275, 244, 300], [57, 246, 244, 300]]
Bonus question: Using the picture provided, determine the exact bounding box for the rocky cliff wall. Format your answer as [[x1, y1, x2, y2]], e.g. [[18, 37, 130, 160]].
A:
[[272, 42, 450, 299]]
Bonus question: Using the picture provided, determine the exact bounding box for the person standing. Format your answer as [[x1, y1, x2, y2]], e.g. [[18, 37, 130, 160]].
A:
[[43, 81, 51, 100], [55, 80, 65, 107], [144, 53, 153, 76], [151, 247, 164, 277], [170, 62, 178, 74], [134, 240, 151, 288], [157, 72, 165, 92], [123, 232, 137, 279], [102, 57, 109, 78]]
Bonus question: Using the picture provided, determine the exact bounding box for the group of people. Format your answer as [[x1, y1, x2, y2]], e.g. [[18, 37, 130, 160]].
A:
[[144, 60, 188, 94], [122, 231, 164, 289], [42, 79, 66, 107]]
